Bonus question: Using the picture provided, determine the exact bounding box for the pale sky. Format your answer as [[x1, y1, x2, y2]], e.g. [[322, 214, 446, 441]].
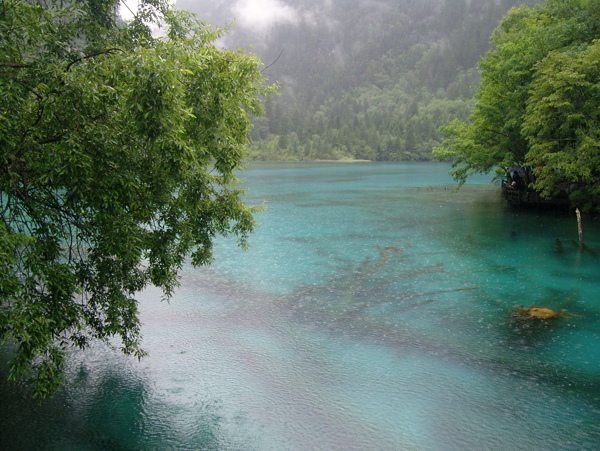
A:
[[232, 0, 299, 31], [119, 0, 139, 22], [119, 0, 303, 38]]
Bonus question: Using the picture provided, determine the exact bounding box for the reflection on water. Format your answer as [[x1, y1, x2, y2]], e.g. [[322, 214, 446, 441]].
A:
[[1, 162, 599, 450]]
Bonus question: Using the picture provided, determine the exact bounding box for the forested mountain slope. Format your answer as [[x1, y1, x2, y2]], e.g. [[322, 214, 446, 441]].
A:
[[176, 0, 540, 161]]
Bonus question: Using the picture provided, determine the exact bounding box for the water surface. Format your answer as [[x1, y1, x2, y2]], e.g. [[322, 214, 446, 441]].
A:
[[2, 162, 599, 450]]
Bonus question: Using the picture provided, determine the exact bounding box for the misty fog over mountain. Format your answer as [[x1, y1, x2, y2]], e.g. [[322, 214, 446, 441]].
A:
[[175, 0, 540, 161]]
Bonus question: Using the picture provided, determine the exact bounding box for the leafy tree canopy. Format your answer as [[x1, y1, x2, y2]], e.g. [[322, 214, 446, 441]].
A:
[[0, 0, 274, 398], [434, 0, 600, 211]]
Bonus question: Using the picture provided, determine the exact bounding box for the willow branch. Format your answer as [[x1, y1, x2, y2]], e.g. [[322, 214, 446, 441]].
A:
[[66, 48, 123, 71], [262, 48, 284, 73]]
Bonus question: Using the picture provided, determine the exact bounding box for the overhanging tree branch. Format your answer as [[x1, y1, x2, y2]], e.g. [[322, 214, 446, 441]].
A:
[[66, 48, 123, 71], [262, 48, 284, 73]]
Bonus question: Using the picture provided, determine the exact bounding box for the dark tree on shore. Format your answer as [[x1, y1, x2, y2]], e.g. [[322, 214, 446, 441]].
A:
[[435, 0, 600, 212]]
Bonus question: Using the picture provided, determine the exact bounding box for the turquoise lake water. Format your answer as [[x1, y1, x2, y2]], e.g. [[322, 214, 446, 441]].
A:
[[1, 162, 599, 450]]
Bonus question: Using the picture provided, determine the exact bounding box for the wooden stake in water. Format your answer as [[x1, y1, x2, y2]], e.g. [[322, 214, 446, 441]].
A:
[[576, 207, 583, 243]]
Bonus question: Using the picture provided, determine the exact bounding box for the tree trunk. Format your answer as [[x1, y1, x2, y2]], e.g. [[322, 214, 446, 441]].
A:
[[576, 208, 583, 243]]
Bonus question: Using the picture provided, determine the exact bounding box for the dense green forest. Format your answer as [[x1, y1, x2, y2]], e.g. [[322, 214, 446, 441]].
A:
[[435, 0, 600, 212], [176, 0, 540, 161]]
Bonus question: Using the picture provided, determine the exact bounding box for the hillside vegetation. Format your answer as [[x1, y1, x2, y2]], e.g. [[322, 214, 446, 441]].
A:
[[178, 0, 540, 161]]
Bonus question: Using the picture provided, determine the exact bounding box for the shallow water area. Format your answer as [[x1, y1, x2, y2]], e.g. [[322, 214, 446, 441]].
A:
[[1, 162, 599, 450]]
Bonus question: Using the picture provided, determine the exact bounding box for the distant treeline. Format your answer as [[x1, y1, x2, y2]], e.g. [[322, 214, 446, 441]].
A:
[[235, 0, 540, 161]]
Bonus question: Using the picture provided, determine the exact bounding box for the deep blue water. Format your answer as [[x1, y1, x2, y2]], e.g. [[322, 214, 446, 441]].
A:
[[2, 162, 600, 450]]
